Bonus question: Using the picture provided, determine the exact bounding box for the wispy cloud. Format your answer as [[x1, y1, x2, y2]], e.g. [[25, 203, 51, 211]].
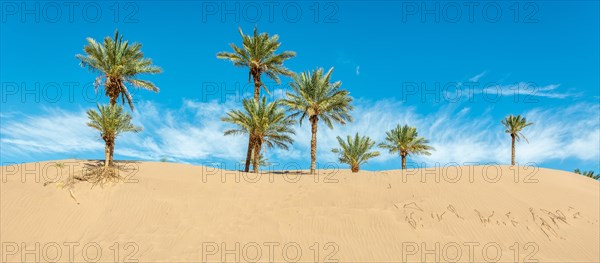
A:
[[481, 82, 577, 99], [0, 107, 103, 158], [1, 98, 598, 169], [469, 71, 487, 82]]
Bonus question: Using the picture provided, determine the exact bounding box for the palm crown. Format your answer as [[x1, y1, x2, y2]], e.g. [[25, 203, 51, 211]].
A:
[[86, 104, 142, 142], [501, 115, 533, 142], [76, 30, 162, 109], [379, 124, 433, 169], [217, 27, 296, 97], [283, 67, 353, 127], [222, 98, 296, 172], [379, 125, 433, 156], [332, 133, 380, 172]]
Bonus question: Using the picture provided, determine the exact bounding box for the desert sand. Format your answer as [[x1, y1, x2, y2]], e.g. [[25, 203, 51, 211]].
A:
[[1, 160, 598, 262]]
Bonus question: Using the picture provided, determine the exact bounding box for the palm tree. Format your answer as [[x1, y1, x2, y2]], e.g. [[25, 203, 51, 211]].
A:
[[501, 115, 533, 165], [574, 169, 600, 180], [217, 27, 296, 170], [76, 29, 162, 110], [222, 98, 296, 173], [378, 124, 434, 170], [283, 67, 353, 174], [332, 133, 380, 173], [86, 104, 142, 168]]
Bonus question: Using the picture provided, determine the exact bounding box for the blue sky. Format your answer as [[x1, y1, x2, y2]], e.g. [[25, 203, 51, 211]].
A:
[[1, 1, 599, 172]]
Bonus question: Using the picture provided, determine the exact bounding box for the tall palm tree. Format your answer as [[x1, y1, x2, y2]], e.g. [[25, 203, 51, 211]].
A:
[[222, 98, 296, 173], [217, 27, 296, 170], [378, 124, 434, 170], [87, 104, 142, 168], [76, 29, 162, 110], [501, 115, 533, 165], [332, 133, 380, 173], [283, 67, 353, 174]]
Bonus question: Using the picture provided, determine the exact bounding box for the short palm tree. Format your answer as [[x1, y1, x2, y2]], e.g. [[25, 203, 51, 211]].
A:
[[379, 124, 434, 170], [87, 104, 142, 168], [501, 115, 533, 165], [332, 133, 380, 173], [574, 169, 600, 180], [283, 67, 353, 174], [222, 98, 296, 173], [217, 27, 296, 170], [76, 29, 162, 110]]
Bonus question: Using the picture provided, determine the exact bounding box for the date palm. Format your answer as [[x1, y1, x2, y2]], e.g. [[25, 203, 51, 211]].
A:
[[501, 115, 533, 165], [222, 98, 296, 173], [217, 27, 296, 171], [378, 124, 434, 170], [283, 67, 353, 174], [76, 29, 162, 110], [332, 133, 380, 173], [87, 104, 142, 168]]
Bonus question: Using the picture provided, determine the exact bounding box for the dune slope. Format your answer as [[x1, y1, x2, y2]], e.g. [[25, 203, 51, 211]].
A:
[[1, 160, 599, 262]]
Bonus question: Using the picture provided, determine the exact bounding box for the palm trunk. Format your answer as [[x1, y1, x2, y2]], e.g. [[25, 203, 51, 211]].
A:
[[109, 95, 117, 106], [109, 141, 115, 166], [511, 134, 516, 166], [310, 116, 318, 174], [106, 80, 118, 106], [245, 70, 262, 172], [244, 137, 253, 172], [401, 154, 407, 170], [351, 165, 359, 173], [104, 142, 111, 168], [252, 139, 262, 173], [252, 70, 261, 101]]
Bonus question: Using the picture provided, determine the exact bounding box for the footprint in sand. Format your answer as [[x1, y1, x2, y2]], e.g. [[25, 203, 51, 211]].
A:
[[447, 204, 464, 220], [474, 209, 494, 225]]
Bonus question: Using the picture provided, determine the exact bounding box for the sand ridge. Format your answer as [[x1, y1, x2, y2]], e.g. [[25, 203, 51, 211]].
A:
[[1, 160, 599, 262]]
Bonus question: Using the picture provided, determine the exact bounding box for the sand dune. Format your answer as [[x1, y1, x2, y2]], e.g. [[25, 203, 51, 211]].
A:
[[1, 160, 598, 262]]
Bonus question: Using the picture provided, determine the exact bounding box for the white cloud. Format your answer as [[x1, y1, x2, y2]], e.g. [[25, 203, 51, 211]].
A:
[[1, 98, 598, 169], [482, 82, 577, 99], [469, 71, 487, 82], [0, 107, 103, 157]]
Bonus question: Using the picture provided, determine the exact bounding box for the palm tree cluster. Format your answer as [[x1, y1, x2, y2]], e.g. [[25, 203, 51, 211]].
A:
[[77, 29, 161, 178], [217, 27, 434, 173], [216, 27, 537, 173], [574, 169, 600, 180], [76, 28, 538, 177]]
